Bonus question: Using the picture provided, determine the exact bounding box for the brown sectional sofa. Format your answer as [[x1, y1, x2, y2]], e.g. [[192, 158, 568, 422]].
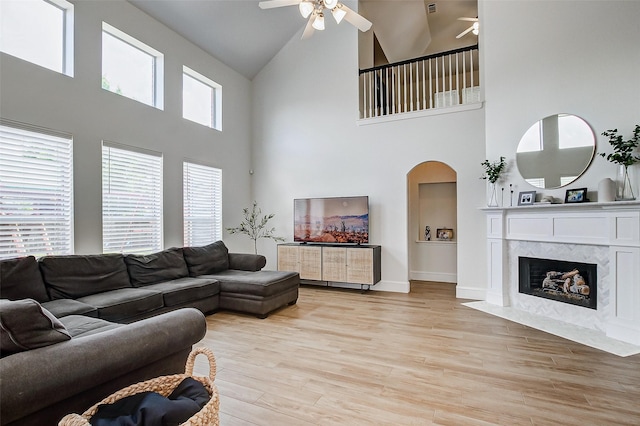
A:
[[0, 241, 299, 425]]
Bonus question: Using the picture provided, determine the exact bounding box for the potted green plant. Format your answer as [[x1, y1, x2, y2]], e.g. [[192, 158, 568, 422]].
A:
[[226, 201, 285, 254], [481, 156, 506, 207], [599, 125, 640, 201]]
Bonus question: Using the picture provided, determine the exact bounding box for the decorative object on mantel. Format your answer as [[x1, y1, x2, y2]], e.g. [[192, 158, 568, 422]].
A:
[[480, 156, 506, 207], [424, 226, 431, 241], [599, 125, 639, 201], [565, 188, 589, 203], [510, 184, 513, 207], [598, 178, 616, 202], [517, 190, 536, 206]]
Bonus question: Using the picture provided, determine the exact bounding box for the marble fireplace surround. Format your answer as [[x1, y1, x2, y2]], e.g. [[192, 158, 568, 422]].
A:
[[483, 201, 640, 346]]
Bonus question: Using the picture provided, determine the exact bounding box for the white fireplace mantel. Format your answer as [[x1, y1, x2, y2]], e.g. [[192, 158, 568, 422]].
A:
[[482, 201, 640, 345]]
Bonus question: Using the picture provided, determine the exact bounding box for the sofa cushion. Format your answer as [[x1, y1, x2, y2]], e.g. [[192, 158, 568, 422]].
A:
[[76, 288, 164, 322], [41, 299, 98, 318], [0, 256, 49, 303], [0, 299, 71, 357], [59, 315, 122, 338], [143, 277, 220, 307], [199, 270, 299, 298], [124, 248, 189, 286], [182, 241, 229, 276], [39, 254, 131, 299]]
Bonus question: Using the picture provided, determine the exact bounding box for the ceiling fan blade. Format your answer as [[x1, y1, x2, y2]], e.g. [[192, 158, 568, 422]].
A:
[[457, 17, 478, 22], [301, 15, 316, 39], [258, 0, 301, 10], [456, 25, 474, 39], [340, 4, 372, 32]]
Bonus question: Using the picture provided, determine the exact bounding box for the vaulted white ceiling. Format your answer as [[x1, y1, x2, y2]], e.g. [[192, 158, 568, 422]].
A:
[[128, 0, 477, 80]]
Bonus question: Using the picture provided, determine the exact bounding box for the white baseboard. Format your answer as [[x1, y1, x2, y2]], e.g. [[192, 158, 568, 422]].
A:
[[456, 285, 485, 301], [373, 280, 410, 293], [410, 270, 457, 283]]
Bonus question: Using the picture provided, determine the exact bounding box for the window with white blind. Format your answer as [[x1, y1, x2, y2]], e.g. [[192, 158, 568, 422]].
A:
[[0, 121, 73, 259], [102, 142, 162, 254], [183, 162, 222, 246]]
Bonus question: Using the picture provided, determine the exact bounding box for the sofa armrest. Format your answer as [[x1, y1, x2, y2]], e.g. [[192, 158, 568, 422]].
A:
[[0, 308, 206, 425], [228, 253, 267, 272]]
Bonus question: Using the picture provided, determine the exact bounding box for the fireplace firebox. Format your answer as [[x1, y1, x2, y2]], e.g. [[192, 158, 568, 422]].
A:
[[518, 257, 597, 310]]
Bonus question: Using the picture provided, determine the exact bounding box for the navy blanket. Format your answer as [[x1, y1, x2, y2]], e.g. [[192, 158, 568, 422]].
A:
[[90, 377, 210, 426]]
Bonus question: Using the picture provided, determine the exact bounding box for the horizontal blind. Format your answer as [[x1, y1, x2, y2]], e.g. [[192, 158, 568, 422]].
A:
[[183, 161, 222, 246], [102, 142, 162, 254], [0, 123, 73, 259]]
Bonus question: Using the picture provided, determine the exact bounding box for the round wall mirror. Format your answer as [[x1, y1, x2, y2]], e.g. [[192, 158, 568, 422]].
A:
[[516, 114, 595, 189]]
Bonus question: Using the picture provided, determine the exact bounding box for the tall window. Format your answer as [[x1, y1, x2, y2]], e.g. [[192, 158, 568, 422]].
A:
[[183, 162, 222, 246], [0, 121, 73, 259], [0, 0, 74, 76], [102, 22, 164, 109], [102, 143, 162, 254], [183, 66, 222, 130]]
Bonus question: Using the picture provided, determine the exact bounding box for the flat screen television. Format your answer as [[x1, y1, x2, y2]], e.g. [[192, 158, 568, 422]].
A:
[[294, 196, 369, 244]]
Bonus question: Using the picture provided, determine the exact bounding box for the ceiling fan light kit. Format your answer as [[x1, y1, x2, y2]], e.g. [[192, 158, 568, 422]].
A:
[[259, 0, 372, 39], [332, 5, 347, 24], [456, 16, 479, 39], [299, 1, 314, 18], [312, 12, 325, 30]]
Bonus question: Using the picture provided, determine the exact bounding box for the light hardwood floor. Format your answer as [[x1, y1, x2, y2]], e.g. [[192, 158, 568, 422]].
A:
[[193, 282, 640, 425]]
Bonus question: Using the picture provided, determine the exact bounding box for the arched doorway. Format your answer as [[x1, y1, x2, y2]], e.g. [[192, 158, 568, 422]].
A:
[[407, 161, 457, 289]]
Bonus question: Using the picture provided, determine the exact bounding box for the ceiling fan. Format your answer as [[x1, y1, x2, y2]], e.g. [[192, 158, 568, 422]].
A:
[[456, 17, 479, 39], [258, 0, 373, 40]]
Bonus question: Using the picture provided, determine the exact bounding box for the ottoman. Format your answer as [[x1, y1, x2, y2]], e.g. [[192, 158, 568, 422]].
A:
[[198, 270, 299, 318]]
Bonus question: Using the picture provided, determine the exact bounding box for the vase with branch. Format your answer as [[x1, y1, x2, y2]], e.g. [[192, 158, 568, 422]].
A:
[[599, 125, 640, 201], [481, 156, 506, 207], [226, 201, 285, 254]]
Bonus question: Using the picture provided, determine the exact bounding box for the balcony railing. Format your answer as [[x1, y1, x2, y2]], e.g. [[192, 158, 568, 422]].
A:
[[359, 45, 480, 119]]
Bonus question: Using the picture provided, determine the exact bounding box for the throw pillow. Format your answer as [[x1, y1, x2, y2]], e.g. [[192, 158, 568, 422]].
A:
[[0, 298, 71, 357], [182, 241, 229, 276], [0, 256, 50, 302]]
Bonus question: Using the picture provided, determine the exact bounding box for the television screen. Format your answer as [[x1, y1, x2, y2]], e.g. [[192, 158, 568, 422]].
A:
[[294, 196, 369, 244]]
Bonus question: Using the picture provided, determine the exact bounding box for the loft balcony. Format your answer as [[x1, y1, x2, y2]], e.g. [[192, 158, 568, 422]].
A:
[[358, 45, 480, 121]]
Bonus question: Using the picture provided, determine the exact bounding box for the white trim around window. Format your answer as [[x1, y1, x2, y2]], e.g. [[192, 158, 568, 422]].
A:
[[183, 66, 222, 131], [101, 22, 164, 109], [0, 0, 74, 76]]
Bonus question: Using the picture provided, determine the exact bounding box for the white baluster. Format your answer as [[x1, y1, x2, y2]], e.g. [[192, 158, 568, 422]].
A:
[[470, 48, 474, 91], [429, 58, 433, 109], [422, 59, 427, 109], [455, 53, 460, 104], [448, 53, 453, 106]]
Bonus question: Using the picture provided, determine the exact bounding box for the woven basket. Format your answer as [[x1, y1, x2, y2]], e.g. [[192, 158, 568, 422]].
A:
[[58, 347, 219, 426]]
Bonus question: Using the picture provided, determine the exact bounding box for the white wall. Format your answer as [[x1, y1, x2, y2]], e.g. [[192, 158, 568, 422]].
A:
[[252, 0, 640, 298], [252, 12, 487, 295], [0, 0, 254, 254], [483, 0, 640, 201]]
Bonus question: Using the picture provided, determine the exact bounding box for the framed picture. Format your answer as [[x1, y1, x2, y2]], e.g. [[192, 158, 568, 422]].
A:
[[565, 188, 588, 203], [518, 191, 536, 206], [436, 228, 454, 240]]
